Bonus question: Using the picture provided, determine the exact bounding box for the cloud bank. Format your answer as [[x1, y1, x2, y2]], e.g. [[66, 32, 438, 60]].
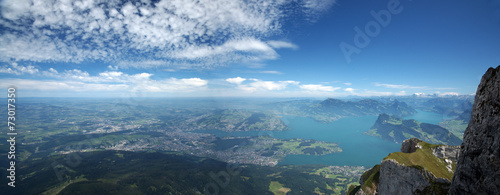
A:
[[0, 0, 336, 69]]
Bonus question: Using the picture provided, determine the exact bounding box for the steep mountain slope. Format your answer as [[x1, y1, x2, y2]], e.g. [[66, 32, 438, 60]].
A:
[[365, 114, 462, 145], [450, 66, 500, 194], [350, 138, 460, 195]]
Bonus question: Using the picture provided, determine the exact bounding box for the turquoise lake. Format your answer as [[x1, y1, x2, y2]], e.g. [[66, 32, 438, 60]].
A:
[[200, 110, 447, 167]]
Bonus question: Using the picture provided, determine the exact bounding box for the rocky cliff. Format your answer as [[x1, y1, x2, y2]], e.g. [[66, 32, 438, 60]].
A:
[[450, 66, 500, 194], [352, 66, 500, 195], [378, 159, 450, 195], [352, 139, 458, 195]]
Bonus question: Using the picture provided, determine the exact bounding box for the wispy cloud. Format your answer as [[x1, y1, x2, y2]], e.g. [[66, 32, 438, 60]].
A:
[[259, 70, 284, 75], [0, 65, 208, 93], [437, 92, 460, 96], [0, 62, 39, 75], [301, 0, 337, 22], [344, 88, 354, 92], [395, 91, 407, 96], [299, 84, 340, 92], [374, 82, 426, 89], [342, 87, 395, 97], [0, 79, 129, 92], [374, 82, 460, 93], [226, 77, 299, 93], [267, 41, 298, 50], [226, 77, 246, 85], [244, 79, 299, 92], [0, 0, 334, 68]]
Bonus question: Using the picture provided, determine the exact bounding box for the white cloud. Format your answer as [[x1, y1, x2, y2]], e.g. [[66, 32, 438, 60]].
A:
[[247, 79, 299, 91], [301, 0, 337, 21], [343, 82, 352, 86], [360, 91, 393, 96], [300, 84, 340, 92], [228, 78, 299, 92], [99, 71, 123, 79], [170, 37, 279, 63], [341, 88, 395, 97], [0, 64, 208, 93], [344, 88, 354, 92], [226, 77, 247, 85], [0, 62, 39, 75], [438, 92, 460, 96], [179, 78, 208, 87], [0, 66, 16, 74], [0, 79, 129, 91], [108, 65, 119, 70], [0, 0, 332, 68], [41, 68, 59, 77], [395, 91, 406, 96], [267, 41, 298, 49], [374, 82, 425, 89], [0, 76, 208, 93], [117, 60, 171, 69], [259, 70, 284, 74], [137, 78, 209, 92]]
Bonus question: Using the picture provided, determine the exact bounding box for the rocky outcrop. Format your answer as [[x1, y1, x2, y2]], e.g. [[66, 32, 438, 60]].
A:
[[450, 66, 500, 194], [355, 165, 380, 195], [354, 139, 456, 195], [431, 145, 460, 162], [401, 138, 422, 153], [354, 187, 370, 195], [378, 159, 433, 194], [432, 145, 461, 173]]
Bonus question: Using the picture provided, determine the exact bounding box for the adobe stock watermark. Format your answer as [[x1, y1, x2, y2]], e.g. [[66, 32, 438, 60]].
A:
[[7, 87, 17, 188], [340, 0, 406, 63]]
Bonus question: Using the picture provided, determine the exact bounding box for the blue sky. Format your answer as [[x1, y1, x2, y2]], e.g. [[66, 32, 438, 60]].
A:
[[0, 0, 499, 98]]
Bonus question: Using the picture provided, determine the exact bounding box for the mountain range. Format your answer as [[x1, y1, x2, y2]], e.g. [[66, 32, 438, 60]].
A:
[[272, 98, 416, 123], [365, 113, 462, 145]]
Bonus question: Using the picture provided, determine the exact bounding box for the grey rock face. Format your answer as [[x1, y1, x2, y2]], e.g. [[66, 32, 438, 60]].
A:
[[432, 145, 460, 162], [450, 66, 500, 194], [378, 159, 432, 195], [354, 188, 370, 195], [401, 138, 422, 153]]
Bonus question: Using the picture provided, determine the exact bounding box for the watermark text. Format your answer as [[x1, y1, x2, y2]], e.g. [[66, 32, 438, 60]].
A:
[[7, 87, 16, 187]]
